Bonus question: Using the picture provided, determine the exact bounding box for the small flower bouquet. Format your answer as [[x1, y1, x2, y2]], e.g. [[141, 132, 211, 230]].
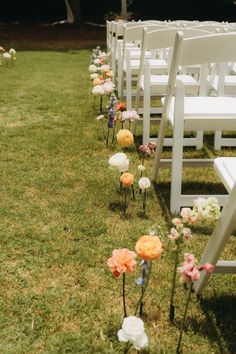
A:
[[107, 230, 163, 353], [176, 253, 214, 353], [168, 196, 220, 322]]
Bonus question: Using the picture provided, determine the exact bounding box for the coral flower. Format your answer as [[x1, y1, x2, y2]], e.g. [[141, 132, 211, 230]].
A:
[[120, 172, 134, 187], [116, 129, 134, 147], [116, 102, 126, 112], [107, 248, 137, 277], [135, 235, 163, 260]]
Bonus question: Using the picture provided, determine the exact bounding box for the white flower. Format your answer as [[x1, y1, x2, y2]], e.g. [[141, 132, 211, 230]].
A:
[[169, 227, 179, 241], [122, 110, 140, 122], [182, 227, 192, 240], [138, 164, 146, 172], [2, 52, 11, 61], [108, 152, 129, 173], [90, 73, 98, 80], [9, 48, 16, 55], [117, 316, 148, 350], [100, 64, 110, 72], [94, 58, 100, 65], [193, 197, 220, 221], [96, 115, 104, 121], [138, 177, 151, 190], [89, 64, 98, 73], [102, 81, 115, 94], [92, 85, 104, 95], [99, 51, 108, 60]]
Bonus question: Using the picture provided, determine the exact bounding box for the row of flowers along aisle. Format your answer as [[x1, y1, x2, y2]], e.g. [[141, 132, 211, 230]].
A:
[[88, 45, 220, 353]]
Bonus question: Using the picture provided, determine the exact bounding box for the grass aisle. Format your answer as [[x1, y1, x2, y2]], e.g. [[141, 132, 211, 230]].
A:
[[0, 50, 235, 353]]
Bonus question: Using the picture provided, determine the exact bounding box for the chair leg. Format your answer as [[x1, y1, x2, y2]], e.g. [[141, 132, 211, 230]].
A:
[[152, 111, 169, 182], [126, 66, 132, 111], [170, 80, 185, 214], [196, 131, 203, 150], [143, 80, 151, 145], [117, 51, 122, 98], [214, 131, 222, 150]]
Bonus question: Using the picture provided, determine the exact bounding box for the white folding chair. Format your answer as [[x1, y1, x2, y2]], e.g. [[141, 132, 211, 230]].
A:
[[193, 157, 236, 294], [152, 31, 236, 214], [118, 23, 170, 109], [134, 27, 210, 145], [111, 20, 166, 86]]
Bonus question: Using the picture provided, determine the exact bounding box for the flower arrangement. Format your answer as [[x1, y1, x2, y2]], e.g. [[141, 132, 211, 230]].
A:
[[89, 46, 113, 113], [176, 253, 214, 353], [0, 46, 16, 66], [138, 177, 151, 214], [108, 152, 154, 216], [168, 197, 220, 322], [139, 142, 156, 165], [107, 229, 163, 353], [118, 316, 149, 351], [116, 129, 134, 149]]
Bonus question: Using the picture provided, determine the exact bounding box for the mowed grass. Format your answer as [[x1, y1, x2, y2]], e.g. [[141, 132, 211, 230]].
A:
[[0, 49, 235, 354]]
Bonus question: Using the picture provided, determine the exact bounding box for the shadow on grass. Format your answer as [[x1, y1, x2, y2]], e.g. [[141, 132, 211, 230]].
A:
[[197, 294, 236, 354], [171, 293, 236, 354], [153, 180, 228, 216]]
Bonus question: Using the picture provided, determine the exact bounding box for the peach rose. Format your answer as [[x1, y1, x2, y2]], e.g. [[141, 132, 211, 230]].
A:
[[93, 77, 104, 86], [106, 70, 113, 78], [116, 129, 134, 147], [120, 172, 134, 187], [135, 235, 163, 260], [107, 248, 137, 277]]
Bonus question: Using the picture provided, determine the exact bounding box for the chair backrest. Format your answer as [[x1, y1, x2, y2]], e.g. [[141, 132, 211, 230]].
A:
[[163, 31, 236, 117], [135, 27, 211, 108]]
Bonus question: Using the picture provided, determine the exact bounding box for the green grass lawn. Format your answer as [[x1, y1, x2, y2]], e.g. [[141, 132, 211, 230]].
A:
[[0, 49, 235, 354]]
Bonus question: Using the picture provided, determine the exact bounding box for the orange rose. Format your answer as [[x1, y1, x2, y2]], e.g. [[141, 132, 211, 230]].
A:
[[116, 129, 134, 147], [120, 172, 134, 187], [135, 235, 163, 260], [107, 248, 137, 277], [116, 102, 126, 111]]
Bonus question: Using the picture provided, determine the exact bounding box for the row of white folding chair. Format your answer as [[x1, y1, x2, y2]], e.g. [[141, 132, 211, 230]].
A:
[[134, 25, 236, 148], [151, 31, 236, 214], [134, 27, 211, 145], [117, 22, 205, 109], [112, 21, 175, 86], [193, 157, 236, 294], [116, 22, 233, 113], [117, 23, 173, 109], [110, 20, 169, 83]]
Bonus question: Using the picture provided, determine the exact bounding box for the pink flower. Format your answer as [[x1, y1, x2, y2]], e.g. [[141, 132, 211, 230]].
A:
[[199, 263, 215, 274], [180, 208, 192, 222], [184, 253, 195, 263], [172, 218, 183, 229], [178, 261, 200, 284], [103, 81, 115, 94]]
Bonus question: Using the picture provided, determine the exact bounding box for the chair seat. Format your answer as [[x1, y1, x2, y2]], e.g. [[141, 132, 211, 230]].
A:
[[126, 58, 167, 72], [165, 96, 236, 130], [142, 74, 198, 94], [128, 49, 152, 59], [214, 157, 236, 192], [209, 75, 236, 95]]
